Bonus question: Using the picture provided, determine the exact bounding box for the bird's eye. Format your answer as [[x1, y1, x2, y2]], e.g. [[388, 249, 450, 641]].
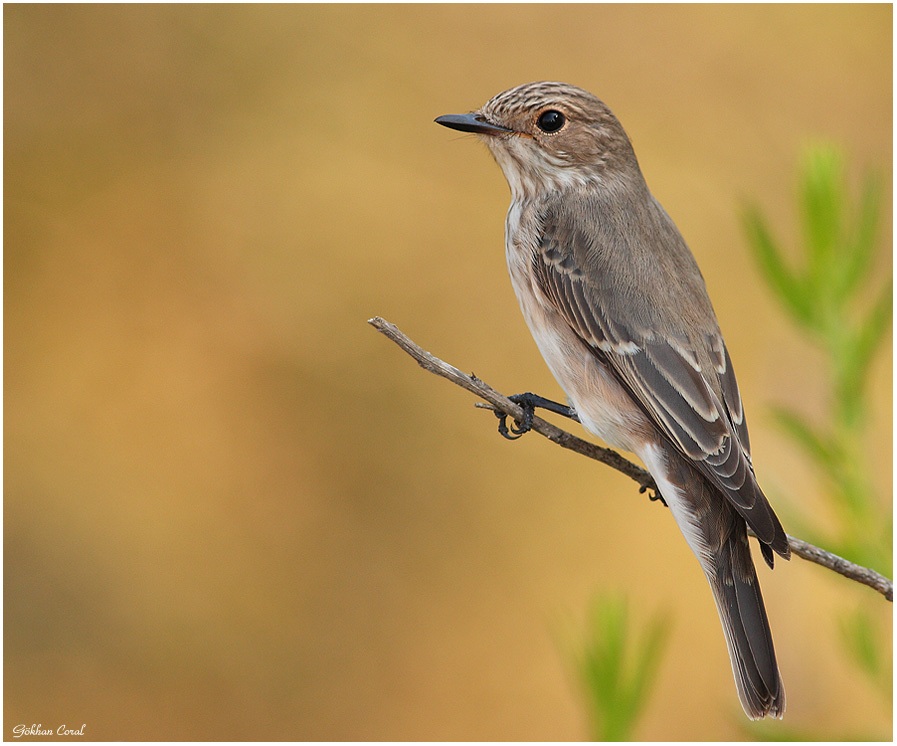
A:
[[536, 110, 566, 133]]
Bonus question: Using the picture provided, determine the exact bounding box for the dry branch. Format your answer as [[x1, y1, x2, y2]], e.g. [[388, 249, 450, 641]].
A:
[[369, 316, 893, 602]]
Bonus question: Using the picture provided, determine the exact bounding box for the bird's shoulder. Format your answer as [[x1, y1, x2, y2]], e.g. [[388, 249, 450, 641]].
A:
[[533, 190, 717, 342]]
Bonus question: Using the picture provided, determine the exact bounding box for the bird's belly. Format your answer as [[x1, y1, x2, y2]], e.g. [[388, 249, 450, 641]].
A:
[[514, 288, 649, 454]]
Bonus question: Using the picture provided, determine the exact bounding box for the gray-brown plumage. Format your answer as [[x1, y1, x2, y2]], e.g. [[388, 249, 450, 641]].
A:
[[436, 82, 789, 719]]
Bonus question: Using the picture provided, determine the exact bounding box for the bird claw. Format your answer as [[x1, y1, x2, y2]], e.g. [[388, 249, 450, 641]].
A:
[[495, 392, 575, 440], [641, 483, 668, 507], [496, 414, 526, 440], [495, 395, 535, 440]]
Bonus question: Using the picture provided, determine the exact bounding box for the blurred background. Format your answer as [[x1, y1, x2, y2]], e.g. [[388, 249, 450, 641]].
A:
[[5, 4, 891, 741]]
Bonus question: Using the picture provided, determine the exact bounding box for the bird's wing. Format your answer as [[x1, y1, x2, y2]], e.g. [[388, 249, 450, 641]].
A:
[[532, 205, 788, 558]]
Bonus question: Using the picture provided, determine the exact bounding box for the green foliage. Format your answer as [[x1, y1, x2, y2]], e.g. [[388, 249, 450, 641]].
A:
[[576, 594, 671, 741], [742, 143, 892, 721], [742, 143, 891, 573]]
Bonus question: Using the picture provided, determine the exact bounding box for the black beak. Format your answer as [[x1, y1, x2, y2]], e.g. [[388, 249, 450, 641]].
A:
[[435, 113, 513, 136]]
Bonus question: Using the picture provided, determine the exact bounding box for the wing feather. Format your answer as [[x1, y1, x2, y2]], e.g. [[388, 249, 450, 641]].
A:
[[532, 205, 788, 556]]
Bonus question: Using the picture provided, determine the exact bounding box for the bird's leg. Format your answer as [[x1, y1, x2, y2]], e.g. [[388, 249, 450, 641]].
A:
[[495, 392, 579, 440]]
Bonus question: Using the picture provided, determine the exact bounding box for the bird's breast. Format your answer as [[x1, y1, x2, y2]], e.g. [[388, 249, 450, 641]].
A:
[[503, 201, 652, 454]]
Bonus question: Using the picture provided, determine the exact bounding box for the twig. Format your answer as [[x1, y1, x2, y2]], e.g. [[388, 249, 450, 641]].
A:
[[369, 316, 893, 602]]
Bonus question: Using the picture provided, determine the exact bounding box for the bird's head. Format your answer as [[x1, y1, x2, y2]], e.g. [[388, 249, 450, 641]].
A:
[[436, 81, 641, 197]]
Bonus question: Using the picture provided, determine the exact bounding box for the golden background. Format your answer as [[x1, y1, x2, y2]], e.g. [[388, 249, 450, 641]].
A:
[[5, 4, 892, 740]]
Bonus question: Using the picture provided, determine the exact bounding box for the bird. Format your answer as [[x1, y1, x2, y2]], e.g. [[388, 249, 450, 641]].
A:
[[435, 81, 790, 719]]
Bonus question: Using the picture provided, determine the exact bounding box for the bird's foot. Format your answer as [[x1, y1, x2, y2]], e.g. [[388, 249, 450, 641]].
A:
[[640, 483, 668, 507], [495, 392, 578, 440]]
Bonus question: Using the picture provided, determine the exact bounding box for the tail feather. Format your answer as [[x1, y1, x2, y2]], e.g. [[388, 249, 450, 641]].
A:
[[643, 443, 785, 719], [713, 527, 784, 719]]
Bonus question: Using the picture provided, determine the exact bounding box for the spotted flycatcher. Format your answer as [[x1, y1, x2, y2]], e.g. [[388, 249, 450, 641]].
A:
[[436, 81, 789, 719]]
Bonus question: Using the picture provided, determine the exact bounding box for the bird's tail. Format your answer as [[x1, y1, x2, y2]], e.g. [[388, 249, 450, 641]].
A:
[[647, 444, 785, 719], [708, 523, 785, 719]]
